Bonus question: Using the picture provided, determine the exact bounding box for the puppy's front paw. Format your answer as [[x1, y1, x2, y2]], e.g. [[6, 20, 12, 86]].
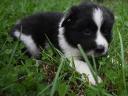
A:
[[92, 76, 102, 85], [97, 76, 102, 84], [72, 59, 102, 85], [82, 74, 102, 85]]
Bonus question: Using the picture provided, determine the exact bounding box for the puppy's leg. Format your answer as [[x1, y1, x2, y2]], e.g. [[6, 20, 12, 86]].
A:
[[71, 59, 102, 85], [13, 30, 40, 58]]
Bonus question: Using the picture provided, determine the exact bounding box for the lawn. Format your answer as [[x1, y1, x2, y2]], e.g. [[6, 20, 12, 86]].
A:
[[0, 0, 128, 96]]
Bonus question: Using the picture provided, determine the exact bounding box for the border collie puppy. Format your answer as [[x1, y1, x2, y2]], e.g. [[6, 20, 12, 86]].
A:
[[10, 2, 114, 85]]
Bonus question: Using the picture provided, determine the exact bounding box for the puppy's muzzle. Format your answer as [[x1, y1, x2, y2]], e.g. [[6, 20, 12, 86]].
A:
[[95, 45, 108, 56]]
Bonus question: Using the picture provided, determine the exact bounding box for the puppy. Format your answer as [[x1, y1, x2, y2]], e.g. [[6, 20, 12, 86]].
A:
[[10, 2, 114, 85]]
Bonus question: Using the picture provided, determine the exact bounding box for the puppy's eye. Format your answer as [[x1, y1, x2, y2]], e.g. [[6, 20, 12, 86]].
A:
[[83, 29, 92, 36], [103, 32, 109, 36], [102, 30, 111, 36]]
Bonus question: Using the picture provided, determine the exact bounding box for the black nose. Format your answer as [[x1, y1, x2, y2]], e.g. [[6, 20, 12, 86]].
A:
[[95, 45, 105, 53]]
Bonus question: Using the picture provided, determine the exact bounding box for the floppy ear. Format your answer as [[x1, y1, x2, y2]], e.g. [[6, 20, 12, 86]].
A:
[[61, 6, 79, 27]]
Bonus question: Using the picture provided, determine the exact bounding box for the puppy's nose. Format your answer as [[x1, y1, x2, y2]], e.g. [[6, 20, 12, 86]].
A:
[[95, 45, 105, 53]]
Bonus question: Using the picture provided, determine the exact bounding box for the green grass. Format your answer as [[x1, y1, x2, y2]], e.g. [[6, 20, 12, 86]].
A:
[[0, 0, 128, 96]]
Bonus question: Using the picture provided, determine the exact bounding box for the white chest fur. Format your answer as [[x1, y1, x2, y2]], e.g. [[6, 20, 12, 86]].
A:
[[58, 27, 80, 59]]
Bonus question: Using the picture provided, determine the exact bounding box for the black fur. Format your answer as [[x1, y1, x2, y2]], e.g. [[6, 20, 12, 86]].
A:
[[62, 2, 114, 53], [10, 2, 114, 58], [11, 12, 63, 49]]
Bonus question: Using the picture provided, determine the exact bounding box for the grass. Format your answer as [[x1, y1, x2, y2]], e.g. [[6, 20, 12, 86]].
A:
[[0, 0, 128, 96]]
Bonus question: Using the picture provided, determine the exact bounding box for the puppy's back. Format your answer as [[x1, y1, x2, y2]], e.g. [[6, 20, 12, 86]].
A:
[[10, 12, 63, 58]]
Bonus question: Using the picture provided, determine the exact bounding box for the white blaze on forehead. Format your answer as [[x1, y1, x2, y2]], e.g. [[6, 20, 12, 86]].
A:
[[93, 8, 103, 27], [93, 8, 108, 54]]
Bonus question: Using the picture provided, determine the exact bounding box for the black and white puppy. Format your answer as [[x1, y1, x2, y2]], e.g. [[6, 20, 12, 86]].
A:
[[11, 2, 114, 85]]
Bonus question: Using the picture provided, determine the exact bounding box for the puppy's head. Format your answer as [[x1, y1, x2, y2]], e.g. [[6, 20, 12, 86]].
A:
[[60, 2, 114, 57]]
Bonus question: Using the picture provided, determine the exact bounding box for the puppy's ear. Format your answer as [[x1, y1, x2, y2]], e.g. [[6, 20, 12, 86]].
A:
[[61, 6, 79, 27]]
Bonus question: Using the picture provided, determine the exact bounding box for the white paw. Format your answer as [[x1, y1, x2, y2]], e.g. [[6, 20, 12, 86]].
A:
[[82, 74, 102, 85], [97, 76, 102, 83], [89, 75, 102, 85], [72, 59, 102, 85]]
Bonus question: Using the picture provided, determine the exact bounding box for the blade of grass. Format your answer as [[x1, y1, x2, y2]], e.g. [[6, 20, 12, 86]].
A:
[[92, 55, 98, 84], [44, 34, 58, 55], [50, 57, 64, 96], [42, 51, 58, 63], [118, 29, 127, 94], [37, 73, 69, 96], [77, 44, 98, 84], [88, 85, 113, 96], [37, 83, 53, 96], [8, 26, 23, 65], [77, 44, 112, 96], [8, 41, 19, 65], [0, 38, 8, 51]]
